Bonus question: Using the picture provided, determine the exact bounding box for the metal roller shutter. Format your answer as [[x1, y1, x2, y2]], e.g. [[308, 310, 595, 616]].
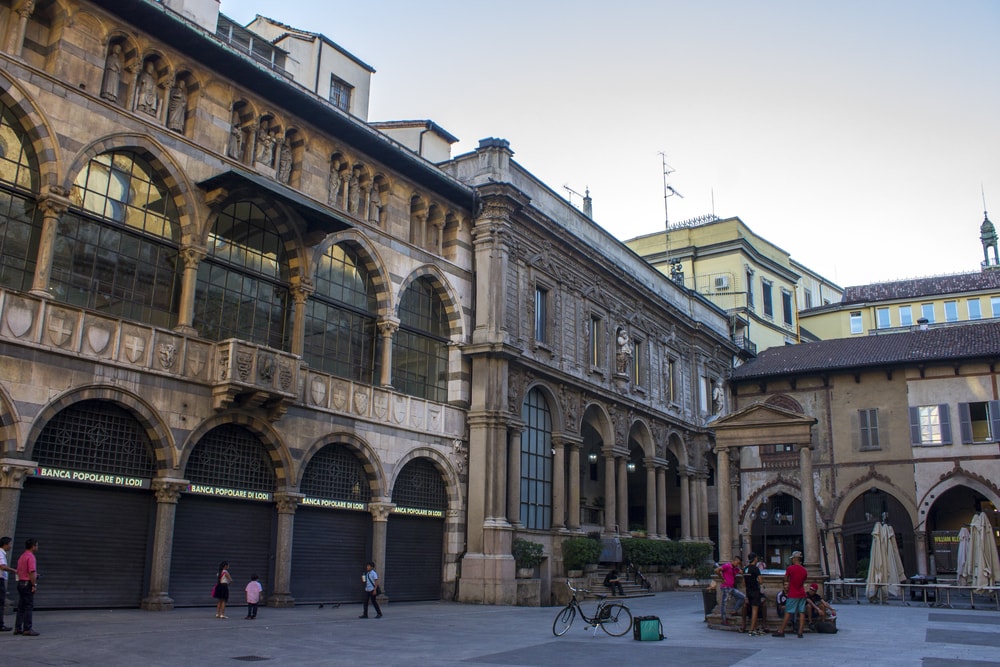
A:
[[169, 495, 275, 607], [385, 515, 443, 601], [14, 478, 153, 609], [291, 508, 371, 604]]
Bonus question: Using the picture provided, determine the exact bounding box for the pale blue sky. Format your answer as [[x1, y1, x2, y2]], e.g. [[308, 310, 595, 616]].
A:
[[223, 1, 1000, 286]]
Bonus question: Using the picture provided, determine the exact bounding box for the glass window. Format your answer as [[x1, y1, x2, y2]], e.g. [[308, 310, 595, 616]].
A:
[[665, 358, 675, 402], [761, 279, 773, 317], [804, 289, 813, 309], [520, 387, 552, 530], [991, 296, 1000, 318], [589, 314, 603, 368], [899, 305, 913, 326], [876, 307, 891, 329], [632, 337, 646, 387], [329, 75, 352, 112], [944, 301, 958, 322], [959, 401, 1000, 444], [392, 276, 449, 403], [850, 311, 863, 334], [968, 299, 982, 320], [859, 408, 880, 450], [911, 405, 952, 445], [921, 303, 935, 323], [534, 285, 548, 343], [781, 290, 793, 325], [746, 271, 754, 309], [304, 244, 378, 382]]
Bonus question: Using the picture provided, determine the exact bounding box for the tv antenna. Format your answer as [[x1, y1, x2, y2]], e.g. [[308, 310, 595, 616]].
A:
[[659, 153, 685, 283], [563, 184, 584, 208]]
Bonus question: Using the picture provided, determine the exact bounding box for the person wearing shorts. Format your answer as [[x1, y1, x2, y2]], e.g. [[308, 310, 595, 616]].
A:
[[773, 550, 808, 638]]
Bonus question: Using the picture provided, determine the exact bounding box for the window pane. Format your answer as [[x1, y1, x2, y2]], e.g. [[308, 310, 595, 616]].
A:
[[968, 299, 982, 320], [899, 305, 913, 326], [519, 388, 552, 530], [944, 301, 958, 322], [876, 308, 891, 329]]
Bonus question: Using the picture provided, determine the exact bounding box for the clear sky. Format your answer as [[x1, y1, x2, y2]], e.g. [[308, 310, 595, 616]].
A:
[[223, 1, 1000, 287]]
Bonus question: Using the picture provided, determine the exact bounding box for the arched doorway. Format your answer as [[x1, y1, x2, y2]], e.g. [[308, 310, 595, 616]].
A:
[[840, 488, 915, 579], [925, 486, 999, 575], [385, 458, 448, 601]]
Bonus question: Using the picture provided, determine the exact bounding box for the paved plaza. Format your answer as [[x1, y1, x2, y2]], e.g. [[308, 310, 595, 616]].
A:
[[2, 590, 999, 666]]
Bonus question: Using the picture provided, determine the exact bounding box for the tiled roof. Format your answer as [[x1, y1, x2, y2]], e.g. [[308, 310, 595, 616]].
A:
[[730, 321, 1000, 381], [841, 271, 1000, 304]]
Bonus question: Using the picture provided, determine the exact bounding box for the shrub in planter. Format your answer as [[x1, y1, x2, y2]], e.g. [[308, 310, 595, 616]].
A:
[[562, 536, 602, 571], [622, 537, 660, 569], [677, 541, 713, 570], [512, 538, 545, 569]]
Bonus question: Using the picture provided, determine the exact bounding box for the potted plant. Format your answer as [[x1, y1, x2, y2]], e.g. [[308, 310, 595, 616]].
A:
[[562, 536, 602, 576], [512, 538, 544, 578]]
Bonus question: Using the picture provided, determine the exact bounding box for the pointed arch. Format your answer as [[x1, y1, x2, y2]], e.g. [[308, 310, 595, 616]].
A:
[[916, 471, 1000, 531], [395, 264, 465, 339], [312, 228, 393, 317]]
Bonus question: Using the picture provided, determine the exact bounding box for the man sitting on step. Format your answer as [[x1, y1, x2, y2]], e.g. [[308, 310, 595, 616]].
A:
[[604, 568, 625, 596]]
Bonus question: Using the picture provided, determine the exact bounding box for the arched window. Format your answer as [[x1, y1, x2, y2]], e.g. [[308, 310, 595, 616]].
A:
[[194, 201, 290, 350], [520, 387, 552, 530], [55, 151, 181, 328], [393, 277, 448, 402], [305, 244, 377, 382], [186, 424, 276, 493], [0, 99, 42, 292], [300, 444, 371, 503], [392, 458, 447, 512]]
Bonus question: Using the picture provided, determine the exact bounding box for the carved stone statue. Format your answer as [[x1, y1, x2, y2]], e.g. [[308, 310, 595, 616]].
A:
[[276, 140, 292, 184], [616, 328, 632, 374], [368, 182, 382, 223], [712, 384, 724, 414], [135, 61, 158, 116], [256, 122, 275, 166], [227, 112, 243, 160], [347, 170, 361, 214], [101, 44, 124, 102], [165, 80, 187, 132], [327, 163, 342, 206]]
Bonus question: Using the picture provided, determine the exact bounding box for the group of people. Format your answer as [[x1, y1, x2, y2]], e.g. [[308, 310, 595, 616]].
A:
[[0, 537, 40, 636], [715, 550, 836, 638], [210, 560, 383, 620]]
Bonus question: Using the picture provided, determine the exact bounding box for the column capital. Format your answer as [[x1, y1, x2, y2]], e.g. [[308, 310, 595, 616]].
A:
[[36, 190, 70, 216], [0, 459, 36, 489], [370, 501, 395, 522], [151, 477, 189, 504], [179, 244, 208, 270], [377, 318, 400, 337], [274, 492, 304, 514]]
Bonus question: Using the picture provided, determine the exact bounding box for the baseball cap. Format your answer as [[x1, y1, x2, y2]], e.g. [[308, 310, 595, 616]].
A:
[[809, 583, 819, 591], [791, 550, 803, 559]]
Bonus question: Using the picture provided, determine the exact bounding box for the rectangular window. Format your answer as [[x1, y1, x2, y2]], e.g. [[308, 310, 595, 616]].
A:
[[664, 358, 675, 401], [968, 299, 982, 320], [781, 290, 793, 326], [328, 75, 353, 112], [589, 314, 603, 368], [534, 286, 548, 343], [944, 300, 958, 322], [632, 337, 646, 387], [804, 289, 813, 309], [958, 401, 1000, 443], [909, 405, 952, 446], [761, 279, 773, 317], [746, 272, 754, 309], [876, 307, 891, 329], [992, 296, 1000, 318], [850, 311, 863, 334], [921, 303, 935, 323], [859, 408, 880, 450], [899, 305, 913, 326]]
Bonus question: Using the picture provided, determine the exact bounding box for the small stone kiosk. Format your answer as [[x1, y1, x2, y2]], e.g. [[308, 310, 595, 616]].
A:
[[706, 403, 821, 632]]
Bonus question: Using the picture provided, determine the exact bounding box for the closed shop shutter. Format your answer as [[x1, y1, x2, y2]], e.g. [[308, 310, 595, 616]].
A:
[[169, 495, 275, 607], [14, 478, 153, 609], [291, 508, 371, 604], [385, 515, 443, 601]]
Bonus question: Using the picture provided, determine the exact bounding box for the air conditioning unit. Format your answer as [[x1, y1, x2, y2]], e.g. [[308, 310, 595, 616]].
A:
[[714, 275, 729, 290]]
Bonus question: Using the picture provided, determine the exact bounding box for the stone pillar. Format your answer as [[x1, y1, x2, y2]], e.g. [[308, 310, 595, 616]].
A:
[[376, 319, 399, 387], [506, 425, 523, 526], [28, 190, 70, 298], [0, 459, 34, 544], [566, 440, 581, 531], [695, 473, 709, 540], [656, 465, 667, 538], [268, 492, 302, 608], [551, 435, 566, 530], [288, 278, 314, 357], [644, 459, 657, 535], [433, 221, 445, 255], [4, 0, 35, 56], [616, 457, 628, 534], [369, 501, 394, 591], [174, 245, 206, 334], [798, 445, 820, 575], [679, 471, 691, 540], [716, 445, 732, 562], [142, 478, 187, 610], [914, 530, 928, 576], [603, 451, 616, 534]]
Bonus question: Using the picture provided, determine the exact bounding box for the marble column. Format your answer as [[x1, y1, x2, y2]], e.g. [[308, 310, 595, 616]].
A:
[[268, 492, 303, 608], [551, 436, 566, 530], [29, 191, 70, 299], [174, 245, 206, 335], [679, 471, 691, 540], [656, 465, 667, 538], [616, 457, 628, 534], [716, 445, 732, 562], [142, 478, 188, 610], [369, 501, 394, 596], [4, 0, 35, 56], [506, 425, 523, 527], [914, 530, 928, 576], [644, 459, 657, 536], [0, 459, 34, 546], [376, 319, 399, 387], [603, 451, 616, 534], [288, 278, 314, 357], [566, 440, 581, 531], [798, 445, 820, 574]]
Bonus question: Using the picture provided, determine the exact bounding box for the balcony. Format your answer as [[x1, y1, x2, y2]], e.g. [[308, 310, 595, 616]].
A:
[[732, 334, 757, 357]]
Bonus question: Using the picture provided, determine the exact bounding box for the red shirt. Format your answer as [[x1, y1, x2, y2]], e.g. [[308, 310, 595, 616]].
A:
[[785, 562, 807, 598], [16, 549, 36, 582]]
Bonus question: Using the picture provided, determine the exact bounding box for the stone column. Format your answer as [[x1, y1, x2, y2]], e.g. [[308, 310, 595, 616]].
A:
[[603, 450, 616, 534], [616, 457, 628, 534], [656, 465, 667, 538], [0, 459, 34, 545], [174, 245, 206, 335], [433, 220, 445, 255], [551, 435, 566, 530], [644, 459, 657, 536], [679, 471, 692, 540], [142, 478, 188, 610], [695, 472, 709, 540], [566, 440, 581, 531], [288, 278, 314, 357], [369, 501, 394, 593], [29, 190, 70, 299], [798, 445, 820, 574], [506, 425, 523, 527], [716, 445, 732, 562], [376, 319, 399, 387], [268, 492, 302, 608], [914, 530, 928, 576], [4, 0, 35, 56]]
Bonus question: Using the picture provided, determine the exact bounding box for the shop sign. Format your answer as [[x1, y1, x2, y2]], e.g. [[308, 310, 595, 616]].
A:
[[301, 497, 367, 511], [34, 466, 150, 489], [187, 483, 272, 502], [393, 506, 444, 518]]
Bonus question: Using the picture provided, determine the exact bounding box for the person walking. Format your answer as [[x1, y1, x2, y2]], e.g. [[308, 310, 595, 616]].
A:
[[359, 561, 382, 619], [773, 550, 808, 638], [214, 561, 232, 619], [0, 536, 16, 631], [743, 552, 765, 636], [715, 555, 745, 625], [244, 574, 263, 620], [14, 538, 40, 636]]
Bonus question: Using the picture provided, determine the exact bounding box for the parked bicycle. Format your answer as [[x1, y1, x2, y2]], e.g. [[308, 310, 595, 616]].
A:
[[552, 581, 633, 637]]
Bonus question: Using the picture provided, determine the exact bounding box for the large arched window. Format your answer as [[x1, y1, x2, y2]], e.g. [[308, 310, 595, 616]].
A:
[[0, 100, 42, 292], [194, 201, 290, 350], [520, 387, 552, 530], [304, 244, 377, 382], [392, 277, 448, 402], [55, 151, 181, 328]]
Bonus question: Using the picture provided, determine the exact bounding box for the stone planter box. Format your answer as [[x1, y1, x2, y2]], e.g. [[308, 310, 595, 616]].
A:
[[516, 567, 536, 579], [566, 569, 584, 578]]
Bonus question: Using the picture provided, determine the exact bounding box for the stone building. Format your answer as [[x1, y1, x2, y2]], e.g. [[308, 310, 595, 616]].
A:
[[0, 0, 738, 609]]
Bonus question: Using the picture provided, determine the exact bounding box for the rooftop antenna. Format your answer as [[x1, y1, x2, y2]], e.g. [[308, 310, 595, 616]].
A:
[[659, 152, 684, 283], [563, 184, 583, 208]]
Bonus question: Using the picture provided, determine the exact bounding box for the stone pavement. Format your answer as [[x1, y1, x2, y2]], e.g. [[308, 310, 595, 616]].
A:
[[2, 590, 999, 666]]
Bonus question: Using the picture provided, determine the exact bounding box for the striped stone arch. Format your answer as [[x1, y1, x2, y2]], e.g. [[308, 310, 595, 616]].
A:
[[627, 416, 655, 458], [311, 229, 394, 317], [665, 429, 689, 468], [580, 400, 614, 448], [522, 380, 563, 432], [22, 384, 176, 470], [736, 479, 830, 535], [916, 472, 1000, 531], [62, 134, 200, 242], [0, 383, 22, 457], [0, 69, 60, 190], [395, 265, 465, 339], [177, 411, 293, 486], [389, 447, 462, 514], [200, 191, 308, 284], [298, 430, 387, 498]]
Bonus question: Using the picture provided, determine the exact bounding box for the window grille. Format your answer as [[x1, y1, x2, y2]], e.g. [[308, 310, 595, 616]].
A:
[[392, 458, 447, 511], [186, 424, 276, 493], [300, 444, 371, 501]]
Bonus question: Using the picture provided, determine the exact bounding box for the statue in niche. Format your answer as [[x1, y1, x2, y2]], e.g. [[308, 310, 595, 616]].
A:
[[616, 327, 632, 375], [276, 140, 292, 184], [165, 80, 187, 132], [256, 121, 275, 166], [712, 383, 724, 414], [135, 61, 159, 116], [227, 112, 244, 160], [347, 170, 360, 214], [368, 182, 382, 223], [101, 44, 124, 102], [327, 163, 342, 206]]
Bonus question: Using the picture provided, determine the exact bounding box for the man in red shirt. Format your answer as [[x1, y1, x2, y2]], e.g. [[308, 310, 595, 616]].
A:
[[773, 550, 808, 638], [14, 538, 39, 636]]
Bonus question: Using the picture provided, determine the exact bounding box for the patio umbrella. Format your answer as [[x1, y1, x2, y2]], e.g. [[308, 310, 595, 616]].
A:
[[866, 522, 906, 600], [956, 526, 971, 586], [883, 523, 906, 597], [961, 512, 1000, 593]]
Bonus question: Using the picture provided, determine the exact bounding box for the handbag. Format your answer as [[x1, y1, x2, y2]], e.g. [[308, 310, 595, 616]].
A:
[[375, 585, 382, 596], [211, 584, 218, 598]]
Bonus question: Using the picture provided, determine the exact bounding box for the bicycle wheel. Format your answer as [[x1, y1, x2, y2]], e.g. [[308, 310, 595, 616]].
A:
[[600, 603, 633, 636], [552, 605, 576, 636]]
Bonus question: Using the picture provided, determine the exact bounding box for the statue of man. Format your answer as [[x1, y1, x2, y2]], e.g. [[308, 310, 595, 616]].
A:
[[276, 140, 292, 184], [227, 111, 243, 160], [101, 44, 123, 102], [347, 170, 361, 214], [135, 61, 158, 116], [368, 182, 383, 223], [165, 79, 187, 132], [327, 163, 342, 206]]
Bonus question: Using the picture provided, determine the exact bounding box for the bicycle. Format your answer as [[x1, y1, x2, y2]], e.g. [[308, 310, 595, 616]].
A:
[[552, 581, 633, 637]]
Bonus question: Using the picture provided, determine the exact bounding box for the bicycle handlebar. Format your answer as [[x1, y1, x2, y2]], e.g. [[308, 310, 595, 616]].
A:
[[565, 580, 591, 596]]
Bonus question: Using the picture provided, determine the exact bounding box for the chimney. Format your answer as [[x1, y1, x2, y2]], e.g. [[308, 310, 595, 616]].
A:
[[916, 317, 929, 331], [161, 0, 220, 33]]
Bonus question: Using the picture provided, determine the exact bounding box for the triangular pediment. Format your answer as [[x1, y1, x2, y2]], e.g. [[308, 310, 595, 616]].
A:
[[711, 401, 816, 448]]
